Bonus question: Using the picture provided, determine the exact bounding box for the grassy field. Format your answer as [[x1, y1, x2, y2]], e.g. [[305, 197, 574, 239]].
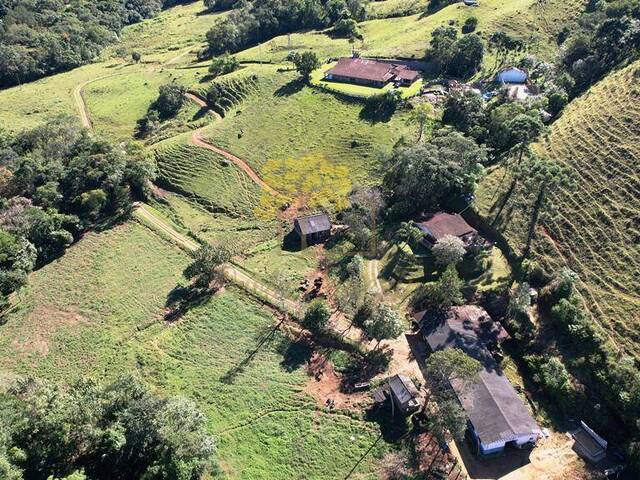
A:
[[85, 66, 210, 140], [199, 65, 416, 186], [0, 1, 221, 134], [237, 0, 585, 66], [475, 60, 640, 357], [153, 139, 264, 217], [0, 220, 388, 479]]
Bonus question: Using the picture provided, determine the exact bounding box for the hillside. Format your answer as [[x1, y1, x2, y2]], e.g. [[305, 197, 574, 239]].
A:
[[476, 60, 640, 357]]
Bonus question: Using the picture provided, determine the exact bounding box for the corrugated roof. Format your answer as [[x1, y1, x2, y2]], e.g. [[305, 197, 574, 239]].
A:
[[388, 374, 419, 404], [294, 214, 331, 235], [417, 212, 476, 241], [326, 58, 420, 83], [421, 306, 540, 446]]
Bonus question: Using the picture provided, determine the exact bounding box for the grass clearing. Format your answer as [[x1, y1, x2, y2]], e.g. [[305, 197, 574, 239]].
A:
[[475, 60, 640, 357], [200, 65, 416, 186], [0, 220, 389, 479]]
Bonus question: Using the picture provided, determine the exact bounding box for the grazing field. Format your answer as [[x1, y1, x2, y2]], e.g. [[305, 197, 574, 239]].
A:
[[0, 220, 388, 479], [0, 1, 221, 133], [153, 140, 263, 218], [200, 66, 416, 186], [475, 60, 640, 357], [84, 67, 210, 140], [236, 0, 584, 66]]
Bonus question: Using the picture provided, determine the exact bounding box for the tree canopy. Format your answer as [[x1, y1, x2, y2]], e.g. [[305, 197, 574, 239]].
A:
[[384, 129, 486, 217], [0, 375, 217, 479]]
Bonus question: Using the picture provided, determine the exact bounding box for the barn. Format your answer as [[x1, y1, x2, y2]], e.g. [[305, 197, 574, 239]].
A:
[[294, 214, 331, 249]]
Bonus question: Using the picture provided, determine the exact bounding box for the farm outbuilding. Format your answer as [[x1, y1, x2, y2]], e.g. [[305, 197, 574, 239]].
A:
[[419, 306, 541, 456], [416, 212, 480, 249], [294, 213, 331, 249], [388, 374, 421, 415]]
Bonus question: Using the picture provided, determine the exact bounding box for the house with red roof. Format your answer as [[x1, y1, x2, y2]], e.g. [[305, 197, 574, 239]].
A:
[[324, 57, 422, 88]]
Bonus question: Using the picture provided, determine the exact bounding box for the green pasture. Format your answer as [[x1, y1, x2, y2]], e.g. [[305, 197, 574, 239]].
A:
[[0, 220, 388, 479], [200, 66, 417, 185], [475, 60, 640, 357]]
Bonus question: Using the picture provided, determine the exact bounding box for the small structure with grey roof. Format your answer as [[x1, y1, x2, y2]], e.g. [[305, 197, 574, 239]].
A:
[[416, 212, 480, 249], [294, 213, 331, 249], [418, 306, 541, 456], [388, 374, 421, 415]]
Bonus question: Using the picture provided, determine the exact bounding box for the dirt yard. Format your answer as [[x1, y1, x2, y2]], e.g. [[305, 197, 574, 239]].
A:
[[450, 430, 594, 480], [303, 353, 369, 410]]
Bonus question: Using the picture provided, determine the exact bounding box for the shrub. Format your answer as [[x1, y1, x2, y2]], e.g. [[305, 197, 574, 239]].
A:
[[524, 355, 577, 410], [462, 16, 478, 34], [432, 234, 466, 266], [547, 91, 569, 116], [303, 300, 331, 332], [209, 53, 240, 78]]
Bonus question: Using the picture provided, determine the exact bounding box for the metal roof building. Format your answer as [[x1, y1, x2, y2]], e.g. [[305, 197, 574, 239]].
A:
[[294, 214, 331, 249], [420, 306, 541, 456]]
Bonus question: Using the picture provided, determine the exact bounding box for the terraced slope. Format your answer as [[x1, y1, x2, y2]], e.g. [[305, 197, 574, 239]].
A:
[[476, 61, 640, 356], [153, 140, 262, 217], [200, 66, 416, 185]]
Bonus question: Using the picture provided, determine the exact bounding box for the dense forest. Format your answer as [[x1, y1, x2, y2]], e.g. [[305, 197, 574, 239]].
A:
[[204, 0, 367, 55], [0, 0, 190, 87]]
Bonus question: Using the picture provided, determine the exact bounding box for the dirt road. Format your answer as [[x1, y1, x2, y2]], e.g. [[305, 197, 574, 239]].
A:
[[134, 204, 300, 315], [190, 128, 280, 196]]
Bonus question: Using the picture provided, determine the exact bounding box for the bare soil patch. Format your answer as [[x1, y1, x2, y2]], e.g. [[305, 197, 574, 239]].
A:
[[303, 352, 369, 410]]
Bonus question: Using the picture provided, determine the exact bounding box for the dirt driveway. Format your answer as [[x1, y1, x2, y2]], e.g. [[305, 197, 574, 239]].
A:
[[450, 430, 593, 480]]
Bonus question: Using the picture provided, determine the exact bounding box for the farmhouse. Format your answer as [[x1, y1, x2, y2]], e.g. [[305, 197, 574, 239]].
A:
[[418, 306, 542, 456], [416, 212, 480, 249], [324, 58, 422, 88], [388, 374, 421, 415], [294, 213, 331, 249]]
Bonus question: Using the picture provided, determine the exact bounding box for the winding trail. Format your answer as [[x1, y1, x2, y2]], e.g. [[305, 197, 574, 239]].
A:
[[190, 128, 280, 196], [183, 92, 281, 196]]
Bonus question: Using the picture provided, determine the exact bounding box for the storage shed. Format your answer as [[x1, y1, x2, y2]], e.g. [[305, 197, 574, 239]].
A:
[[294, 214, 331, 249], [388, 374, 421, 415]]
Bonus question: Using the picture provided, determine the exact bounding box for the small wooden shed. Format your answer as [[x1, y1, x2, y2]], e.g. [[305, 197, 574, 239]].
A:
[[294, 213, 331, 249], [388, 374, 421, 415]]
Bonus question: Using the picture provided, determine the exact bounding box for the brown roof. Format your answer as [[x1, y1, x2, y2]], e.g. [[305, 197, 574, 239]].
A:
[[417, 212, 476, 241], [326, 58, 420, 83]]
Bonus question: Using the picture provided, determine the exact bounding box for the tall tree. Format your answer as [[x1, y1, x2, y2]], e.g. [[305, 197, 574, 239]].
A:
[[423, 348, 482, 442], [350, 187, 385, 256]]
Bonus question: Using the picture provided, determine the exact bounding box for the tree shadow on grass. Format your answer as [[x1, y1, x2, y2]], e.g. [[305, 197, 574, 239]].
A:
[[365, 401, 410, 443], [359, 99, 397, 124], [192, 107, 213, 122], [274, 78, 305, 97], [220, 316, 286, 384], [164, 284, 213, 323], [277, 335, 314, 372]]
